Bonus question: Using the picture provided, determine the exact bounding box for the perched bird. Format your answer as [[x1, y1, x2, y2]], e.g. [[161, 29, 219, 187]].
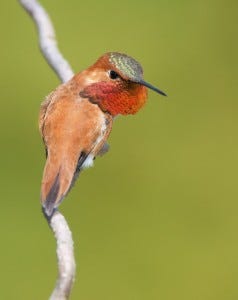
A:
[[39, 52, 166, 217]]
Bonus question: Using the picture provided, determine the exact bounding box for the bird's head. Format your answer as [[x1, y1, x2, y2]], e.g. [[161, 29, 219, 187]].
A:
[[80, 52, 166, 116]]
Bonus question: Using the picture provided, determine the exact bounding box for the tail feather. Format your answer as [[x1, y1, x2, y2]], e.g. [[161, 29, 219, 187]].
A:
[[41, 158, 75, 217], [40, 151, 90, 217], [42, 172, 61, 217]]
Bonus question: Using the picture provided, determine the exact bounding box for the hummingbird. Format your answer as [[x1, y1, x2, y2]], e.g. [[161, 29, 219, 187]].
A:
[[39, 52, 166, 217]]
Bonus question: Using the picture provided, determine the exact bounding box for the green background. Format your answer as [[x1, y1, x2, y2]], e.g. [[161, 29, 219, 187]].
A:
[[1, 0, 237, 299]]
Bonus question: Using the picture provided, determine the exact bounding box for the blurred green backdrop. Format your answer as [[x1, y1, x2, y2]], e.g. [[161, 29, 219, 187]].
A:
[[0, 0, 237, 299]]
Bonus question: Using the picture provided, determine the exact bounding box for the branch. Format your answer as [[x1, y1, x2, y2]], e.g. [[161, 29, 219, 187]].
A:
[[47, 211, 76, 300], [19, 0, 74, 83], [19, 0, 76, 299]]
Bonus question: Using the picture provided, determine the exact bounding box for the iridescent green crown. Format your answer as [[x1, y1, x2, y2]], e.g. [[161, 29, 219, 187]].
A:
[[109, 52, 143, 83]]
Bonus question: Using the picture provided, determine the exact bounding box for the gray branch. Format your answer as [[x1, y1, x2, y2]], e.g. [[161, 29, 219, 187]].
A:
[[19, 0, 76, 299], [49, 212, 76, 300], [19, 0, 74, 83]]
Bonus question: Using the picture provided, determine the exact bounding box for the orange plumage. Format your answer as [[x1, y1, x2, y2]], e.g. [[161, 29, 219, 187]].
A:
[[39, 52, 166, 216]]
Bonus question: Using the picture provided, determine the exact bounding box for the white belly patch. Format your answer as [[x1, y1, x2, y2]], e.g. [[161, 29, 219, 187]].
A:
[[82, 154, 94, 169]]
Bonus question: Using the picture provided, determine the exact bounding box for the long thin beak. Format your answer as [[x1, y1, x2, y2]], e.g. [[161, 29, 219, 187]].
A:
[[139, 79, 167, 96]]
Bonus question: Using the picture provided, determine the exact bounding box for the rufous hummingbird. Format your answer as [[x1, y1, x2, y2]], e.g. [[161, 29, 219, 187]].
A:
[[39, 52, 166, 217]]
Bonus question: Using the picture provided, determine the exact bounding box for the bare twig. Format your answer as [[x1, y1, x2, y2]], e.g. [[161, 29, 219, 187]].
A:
[[48, 211, 76, 300], [19, 0, 74, 83], [19, 0, 76, 299]]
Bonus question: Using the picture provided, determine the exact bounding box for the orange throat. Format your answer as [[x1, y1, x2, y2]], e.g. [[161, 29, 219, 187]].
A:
[[80, 81, 148, 116]]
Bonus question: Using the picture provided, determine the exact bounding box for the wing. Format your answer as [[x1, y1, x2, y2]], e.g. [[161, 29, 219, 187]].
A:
[[39, 84, 113, 216], [39, 92, 53, 139]]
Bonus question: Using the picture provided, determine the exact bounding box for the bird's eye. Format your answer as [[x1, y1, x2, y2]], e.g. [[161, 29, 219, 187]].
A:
[[109, 70, 119, 80]]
